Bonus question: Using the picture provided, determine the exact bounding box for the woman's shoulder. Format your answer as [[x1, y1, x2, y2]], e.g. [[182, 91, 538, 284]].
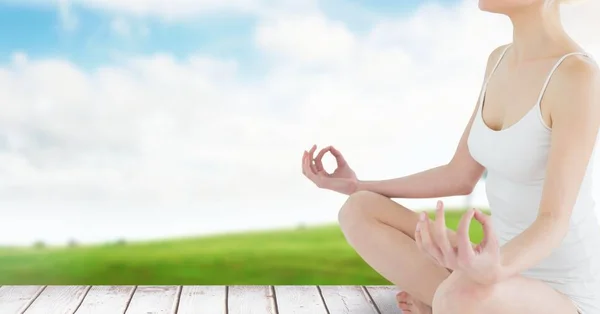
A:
[[482, 44, 512, 76], [554, 52, 598, 78], [550, 52, 598, 92], [489, 44, 511, 60], [546, 51, 600, 121]]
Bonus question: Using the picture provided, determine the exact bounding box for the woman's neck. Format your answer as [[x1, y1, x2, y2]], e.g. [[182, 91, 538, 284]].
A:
[[508, 4, 570, 63]]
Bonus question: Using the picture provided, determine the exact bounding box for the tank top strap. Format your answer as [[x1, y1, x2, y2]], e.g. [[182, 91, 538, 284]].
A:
[[485, 44, 512, 84], [476, 45, 512, 115], [535, 51, 593, 105]]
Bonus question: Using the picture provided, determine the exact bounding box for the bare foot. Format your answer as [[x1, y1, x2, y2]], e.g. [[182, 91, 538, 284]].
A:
[[396, 291, 432, 314]]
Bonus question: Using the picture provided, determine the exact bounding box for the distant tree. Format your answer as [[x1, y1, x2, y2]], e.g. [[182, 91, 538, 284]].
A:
[[33, 241, 45, 249], [296, 223, 307, 230], [67, 238, 78, 248], [115, 238, 127, 246]]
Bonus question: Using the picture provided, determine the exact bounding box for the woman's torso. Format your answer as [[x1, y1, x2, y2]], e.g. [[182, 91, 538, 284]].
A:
[[467, 44, 600, 297]]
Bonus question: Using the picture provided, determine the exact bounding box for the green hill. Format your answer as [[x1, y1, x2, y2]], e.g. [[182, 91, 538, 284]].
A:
[[0, 210, 483, 285]]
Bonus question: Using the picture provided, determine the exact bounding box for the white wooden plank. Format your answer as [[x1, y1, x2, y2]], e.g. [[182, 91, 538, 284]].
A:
[[227, 286, 276, 314], [124, 286, 179, 314], [365, 286, 402, 314], [74, 286, 136, 314], [177, 286, 226, 314], [0, 286, 44, 314], [319, 286, 379, 314], [23, 286, 90, 314], [274, 286, 327, 314]]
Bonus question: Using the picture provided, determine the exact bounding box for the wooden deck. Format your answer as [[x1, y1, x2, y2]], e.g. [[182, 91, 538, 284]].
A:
[[0, 286, 402, 314]]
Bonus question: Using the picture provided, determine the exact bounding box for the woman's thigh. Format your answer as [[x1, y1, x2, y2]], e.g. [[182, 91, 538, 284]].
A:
[[433, 270, 579, 314], [340, 191, 460, 245]]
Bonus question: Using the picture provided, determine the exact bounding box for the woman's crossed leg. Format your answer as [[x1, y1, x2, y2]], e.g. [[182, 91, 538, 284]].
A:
[[338, 190, 579, 314]]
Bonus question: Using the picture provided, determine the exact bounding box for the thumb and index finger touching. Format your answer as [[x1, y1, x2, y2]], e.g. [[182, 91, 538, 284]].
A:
[[309, 145, 349, 172], [456, 208, 497, 260], [473, 209, 497, 247], [301, 145, 335, 182]]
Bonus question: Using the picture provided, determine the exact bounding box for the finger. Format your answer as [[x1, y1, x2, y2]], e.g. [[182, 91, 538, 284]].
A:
[[419, 212, 444, 263], [415, 220, 435, 264], [310, 162, 318, 174], [314, 146, 332, 172], [415, 221, 423, 251], [308, 145, 319, 173], [304, 149, 331, 189], [302, 151, 317, 178], [302, 151, 312, 176], [329, 146, 348, 167], [474, 209, 497, 247], [457, 209, 476, 263], [433, 201, 454, 260]]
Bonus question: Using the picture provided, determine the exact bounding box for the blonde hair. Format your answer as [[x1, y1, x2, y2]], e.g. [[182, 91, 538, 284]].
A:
[[554, 0, 584, 4], [546, 0, 580, 7]]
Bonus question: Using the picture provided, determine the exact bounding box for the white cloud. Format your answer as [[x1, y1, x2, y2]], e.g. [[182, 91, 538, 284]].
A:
[[255, 14, 358, 66], [0, 0, 320, 20], [1, 0, 600, 244], [58, 0, 78, 31], [109, 17, 151, 38], [110, 17, 132, 37], [77, 0, 260, 18], [76, 0, 320, 19]]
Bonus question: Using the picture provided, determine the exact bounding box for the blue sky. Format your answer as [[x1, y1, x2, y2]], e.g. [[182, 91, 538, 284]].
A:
[[0, 3, 254, 66], [0, 0, 458, 67]]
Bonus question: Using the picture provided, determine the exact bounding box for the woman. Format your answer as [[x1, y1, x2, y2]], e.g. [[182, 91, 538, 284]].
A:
[[301, 0, 600, 313]]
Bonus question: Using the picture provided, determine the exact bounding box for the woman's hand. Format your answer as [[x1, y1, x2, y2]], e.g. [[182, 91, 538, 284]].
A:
[[415, 201, 503, 285], [301, 144, 358, 195]]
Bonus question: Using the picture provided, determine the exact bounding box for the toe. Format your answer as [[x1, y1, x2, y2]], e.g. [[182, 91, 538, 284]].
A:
[[399, 302, 411, 311], [397, 291, 411, 312], [396, 291, 409, 303]]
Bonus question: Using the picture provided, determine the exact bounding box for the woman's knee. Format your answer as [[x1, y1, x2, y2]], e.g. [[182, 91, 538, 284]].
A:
[[432, 271, 491, 314], [337, 190, 381, 229]]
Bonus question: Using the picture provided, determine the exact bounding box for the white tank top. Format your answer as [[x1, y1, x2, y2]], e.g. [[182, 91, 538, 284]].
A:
[[467, 45, 600, 300]]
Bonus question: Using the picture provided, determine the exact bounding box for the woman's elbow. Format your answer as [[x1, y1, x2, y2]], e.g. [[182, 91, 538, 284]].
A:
[[456, 180, 476, 195], [449, 166, 482, 196]]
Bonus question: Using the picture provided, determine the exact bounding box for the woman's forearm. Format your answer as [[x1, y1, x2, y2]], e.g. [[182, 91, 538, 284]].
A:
[[499, 215, 568, 280], [355, 164, 475, 199]]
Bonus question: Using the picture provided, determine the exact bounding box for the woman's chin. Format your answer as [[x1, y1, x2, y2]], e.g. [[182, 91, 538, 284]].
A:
[[478, 1, 508, 14], [478, 1, 491, 12]]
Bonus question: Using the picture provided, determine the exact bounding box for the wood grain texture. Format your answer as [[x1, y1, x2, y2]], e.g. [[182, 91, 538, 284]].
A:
[[319, 286, 379, 314], [364, 286, 402, 314], [0, 285, 401, 314], [177, 286, 226, 314], [227, 286, 277, 314], [22, 286, 90, 314], [124, 286, 180, 314], [74, 286, 136, 314], [0, 286, 44, 314], [274, 286, 327, 314]]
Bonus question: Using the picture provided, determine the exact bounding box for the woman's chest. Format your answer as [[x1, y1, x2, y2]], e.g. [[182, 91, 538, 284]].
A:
[[467, 113, 551, 182]]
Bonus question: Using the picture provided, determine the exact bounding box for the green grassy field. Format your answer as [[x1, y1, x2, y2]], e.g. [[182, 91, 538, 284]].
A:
[[0, 210, 484, 285]]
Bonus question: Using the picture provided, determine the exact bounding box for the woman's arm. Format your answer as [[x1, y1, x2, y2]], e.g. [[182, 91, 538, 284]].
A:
[[355, 45, 510, 199], [499, 56, 600, 280], [356, 164, 477, 199]]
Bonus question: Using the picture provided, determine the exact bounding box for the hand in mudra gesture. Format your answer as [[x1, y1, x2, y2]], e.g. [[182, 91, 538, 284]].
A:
[[301, 145, 359, 195], [416, 200, 503, 285]]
